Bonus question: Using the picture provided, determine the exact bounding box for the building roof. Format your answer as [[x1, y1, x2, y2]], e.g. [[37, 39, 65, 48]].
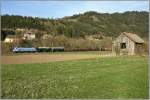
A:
[[122, 32, 144, 43]]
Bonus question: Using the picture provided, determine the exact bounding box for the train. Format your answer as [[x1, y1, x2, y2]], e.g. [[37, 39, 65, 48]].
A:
[[12, 47, 64, 53]]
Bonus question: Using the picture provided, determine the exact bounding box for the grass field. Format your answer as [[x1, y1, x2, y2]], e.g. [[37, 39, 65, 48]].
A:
[[1, 56, 148, 99]]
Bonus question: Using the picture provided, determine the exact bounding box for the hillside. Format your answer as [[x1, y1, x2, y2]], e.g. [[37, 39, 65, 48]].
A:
[[1, 11, 149, 38]]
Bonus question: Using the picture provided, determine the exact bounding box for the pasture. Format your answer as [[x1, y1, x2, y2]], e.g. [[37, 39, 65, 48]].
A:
[[1, 54, 148, 99]]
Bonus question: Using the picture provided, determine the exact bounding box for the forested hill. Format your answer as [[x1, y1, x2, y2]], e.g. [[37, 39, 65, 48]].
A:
[[1, 11, 149, 38]]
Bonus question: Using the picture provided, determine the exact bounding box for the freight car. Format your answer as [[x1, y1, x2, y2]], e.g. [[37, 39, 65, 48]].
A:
[[37, 47, 64, 52], [36, 47, 51, 52], [51, 47, 64, 52]]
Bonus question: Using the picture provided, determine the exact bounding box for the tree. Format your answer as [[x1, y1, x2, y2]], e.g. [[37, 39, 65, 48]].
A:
[[1, 31, 6, 41]]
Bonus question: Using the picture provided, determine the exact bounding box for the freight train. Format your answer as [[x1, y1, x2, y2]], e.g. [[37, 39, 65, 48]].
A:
[[12, 47, 64, 53]]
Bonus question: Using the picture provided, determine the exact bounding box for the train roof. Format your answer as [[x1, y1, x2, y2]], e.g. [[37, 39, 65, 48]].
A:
[[51, 47, 64, 48]]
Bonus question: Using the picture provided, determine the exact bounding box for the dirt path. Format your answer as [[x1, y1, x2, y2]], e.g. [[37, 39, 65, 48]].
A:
[[1, 54, 97, 64], [1, 53, 114, 65]]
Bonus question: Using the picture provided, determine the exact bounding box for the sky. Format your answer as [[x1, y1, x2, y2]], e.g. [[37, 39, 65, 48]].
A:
[[1, 1, 149, 18]]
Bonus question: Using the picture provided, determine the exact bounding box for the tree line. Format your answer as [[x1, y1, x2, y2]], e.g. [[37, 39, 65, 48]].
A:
[[1, 11, 149, 38]]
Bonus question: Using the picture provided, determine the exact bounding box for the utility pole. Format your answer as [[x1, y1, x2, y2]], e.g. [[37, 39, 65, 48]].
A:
[[51, 41, 53, 53]]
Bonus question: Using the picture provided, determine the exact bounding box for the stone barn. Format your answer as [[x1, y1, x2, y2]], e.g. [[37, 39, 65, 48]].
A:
[[113, 32, 145, 55]]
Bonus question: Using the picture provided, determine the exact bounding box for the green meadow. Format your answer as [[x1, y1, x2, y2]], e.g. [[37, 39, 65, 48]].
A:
[[1, 56, 148, 99]]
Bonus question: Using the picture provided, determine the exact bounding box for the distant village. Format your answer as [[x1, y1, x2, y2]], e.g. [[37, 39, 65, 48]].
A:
[[2, 28, 36, 43], [2, 28, 105, 43]]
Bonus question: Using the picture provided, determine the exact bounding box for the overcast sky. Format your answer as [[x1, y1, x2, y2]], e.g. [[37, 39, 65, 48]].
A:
[[1, 1, 149, 18]]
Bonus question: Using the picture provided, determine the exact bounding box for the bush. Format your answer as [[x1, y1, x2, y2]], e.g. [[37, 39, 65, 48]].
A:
[[1, 42, 14, 54]]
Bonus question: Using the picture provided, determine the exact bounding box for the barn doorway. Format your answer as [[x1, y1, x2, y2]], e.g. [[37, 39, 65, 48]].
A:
[[135, 43, 144, 54], [120, 43, 126, 49]]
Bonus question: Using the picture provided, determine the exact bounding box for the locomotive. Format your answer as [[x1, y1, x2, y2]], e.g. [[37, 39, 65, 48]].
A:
[[12, 47, 64, 53]]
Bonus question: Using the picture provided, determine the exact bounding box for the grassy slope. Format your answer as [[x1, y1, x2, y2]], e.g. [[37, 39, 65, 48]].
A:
[[1, 56, 148, 99]]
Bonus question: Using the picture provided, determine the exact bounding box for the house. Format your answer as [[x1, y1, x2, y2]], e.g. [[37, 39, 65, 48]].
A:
[[23, 32, 35, 40], [42, 34, 52, 39], [4, 35, 16, 43], [16, 28, 25, 32], [113, 32, 145, 55], [1, 29, 15, 41]]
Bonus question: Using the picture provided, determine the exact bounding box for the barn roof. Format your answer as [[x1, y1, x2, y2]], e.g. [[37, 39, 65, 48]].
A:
[[122, 32, 144, 43]]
